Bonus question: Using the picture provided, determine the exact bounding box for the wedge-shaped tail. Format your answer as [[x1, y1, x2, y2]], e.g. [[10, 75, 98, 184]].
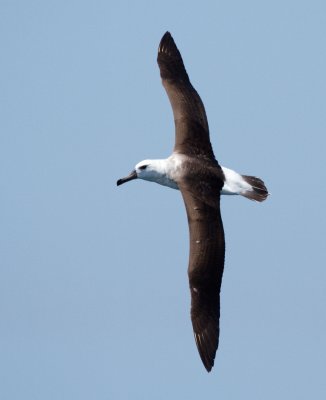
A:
[[241, 175, 269, 202]]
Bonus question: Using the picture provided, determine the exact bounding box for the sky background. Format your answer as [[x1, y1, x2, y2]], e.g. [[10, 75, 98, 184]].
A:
[[1, 0, 326, 399]]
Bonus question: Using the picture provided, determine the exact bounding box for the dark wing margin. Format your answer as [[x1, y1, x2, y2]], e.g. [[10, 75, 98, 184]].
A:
[[179, 181, 225, 372], [157, 32, 216, 160]]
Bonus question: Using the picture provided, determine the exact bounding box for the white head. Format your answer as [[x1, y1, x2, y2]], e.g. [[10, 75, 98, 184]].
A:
[[117, 159, 167, 186]]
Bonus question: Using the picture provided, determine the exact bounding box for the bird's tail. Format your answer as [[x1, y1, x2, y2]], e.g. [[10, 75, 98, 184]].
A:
[[240, 175, 269, 202]]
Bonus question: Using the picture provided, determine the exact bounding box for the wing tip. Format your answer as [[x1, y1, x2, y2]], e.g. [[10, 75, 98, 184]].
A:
[[194, 330, 219, 372], [162, 31, 172, 39], [158, 31, 176, 54], [157, 31, 189, 83]]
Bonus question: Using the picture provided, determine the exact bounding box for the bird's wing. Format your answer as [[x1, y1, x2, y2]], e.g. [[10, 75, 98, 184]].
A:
[[178, 177, 225, 372], [157, 32, 216, 161]]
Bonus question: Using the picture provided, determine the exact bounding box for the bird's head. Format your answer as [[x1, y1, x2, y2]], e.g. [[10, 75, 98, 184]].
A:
[[117, 159, 166, 186]]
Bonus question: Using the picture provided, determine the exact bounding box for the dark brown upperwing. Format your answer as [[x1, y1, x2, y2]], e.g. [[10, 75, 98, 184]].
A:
[[179, 180, 225, 372], [157, 32, 216, 160]]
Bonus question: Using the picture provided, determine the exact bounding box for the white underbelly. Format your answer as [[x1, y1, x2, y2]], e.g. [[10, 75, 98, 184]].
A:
[[221, 166, 251, 195], [155, 176, 179, 190]]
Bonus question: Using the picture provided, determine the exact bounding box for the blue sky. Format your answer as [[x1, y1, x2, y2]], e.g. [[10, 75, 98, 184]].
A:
[[1, 1, 326, 399]]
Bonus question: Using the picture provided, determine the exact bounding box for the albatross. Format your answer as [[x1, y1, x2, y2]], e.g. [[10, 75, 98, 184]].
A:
[[117, 32, 268, 372]]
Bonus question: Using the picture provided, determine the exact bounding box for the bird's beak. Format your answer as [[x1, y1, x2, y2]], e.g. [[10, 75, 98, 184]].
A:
[[117, 170, 138, 186]]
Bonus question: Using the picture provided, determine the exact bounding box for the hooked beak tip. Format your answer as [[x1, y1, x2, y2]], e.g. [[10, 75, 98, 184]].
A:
[[116, 170, 137, 186]]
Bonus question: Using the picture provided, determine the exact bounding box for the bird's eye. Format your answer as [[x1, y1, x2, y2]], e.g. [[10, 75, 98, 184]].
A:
[[139, 165, 147, 170]]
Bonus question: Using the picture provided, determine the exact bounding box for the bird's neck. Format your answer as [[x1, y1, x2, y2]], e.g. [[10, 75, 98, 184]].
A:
[[143, 158, 180, 190]]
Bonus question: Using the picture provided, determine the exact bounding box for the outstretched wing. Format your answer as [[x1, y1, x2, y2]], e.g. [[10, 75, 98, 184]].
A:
[[179, 178, 225, 372], [158, 31, 225, 372], [157, 32, 216, 161]]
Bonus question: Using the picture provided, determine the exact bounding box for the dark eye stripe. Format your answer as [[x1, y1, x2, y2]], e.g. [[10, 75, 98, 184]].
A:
[[139, 165, 147, 170]]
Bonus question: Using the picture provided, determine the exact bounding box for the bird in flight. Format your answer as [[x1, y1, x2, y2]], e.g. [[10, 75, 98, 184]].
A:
[[117, 32, 268, 372]]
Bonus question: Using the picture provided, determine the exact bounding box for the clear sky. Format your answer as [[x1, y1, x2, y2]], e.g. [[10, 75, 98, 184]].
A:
[[1, 0, 326, 399]]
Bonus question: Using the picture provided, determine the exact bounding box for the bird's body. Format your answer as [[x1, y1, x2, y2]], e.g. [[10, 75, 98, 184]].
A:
[[133, 156, 258, 197], [117, 32, 268, 372]]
